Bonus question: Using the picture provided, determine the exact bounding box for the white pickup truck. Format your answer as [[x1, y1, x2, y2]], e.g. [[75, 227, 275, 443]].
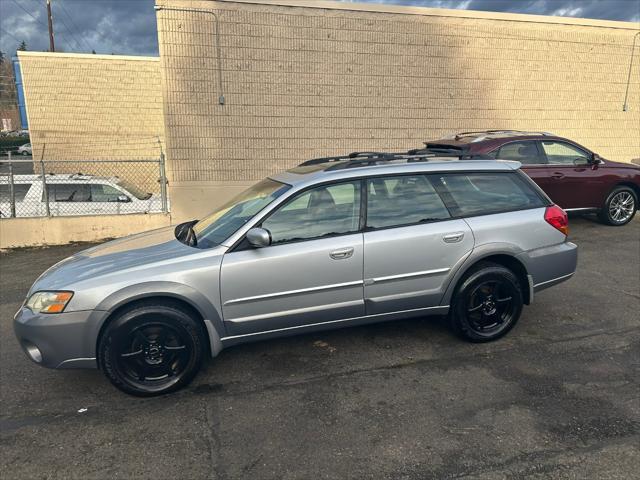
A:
[[0, 173, 166, 217]]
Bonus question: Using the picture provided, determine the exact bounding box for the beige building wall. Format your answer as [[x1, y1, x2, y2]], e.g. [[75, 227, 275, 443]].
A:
[[17, 52, 165, 161], [156, 0, 640, 221]]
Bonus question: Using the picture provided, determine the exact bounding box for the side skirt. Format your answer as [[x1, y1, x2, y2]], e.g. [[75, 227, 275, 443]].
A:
[[219, 305, 450, 348], [564, 208, 599, 213]]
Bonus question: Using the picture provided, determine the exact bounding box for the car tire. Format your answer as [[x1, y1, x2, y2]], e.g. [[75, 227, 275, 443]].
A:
[[98, 301, 206, 397], [449, 262, 523, 343], [22, 151, 29, 156], [598, 186, 637, 226]]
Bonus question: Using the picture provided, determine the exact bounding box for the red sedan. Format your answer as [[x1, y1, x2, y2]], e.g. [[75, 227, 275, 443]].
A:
[[420, 131, 640, 226]]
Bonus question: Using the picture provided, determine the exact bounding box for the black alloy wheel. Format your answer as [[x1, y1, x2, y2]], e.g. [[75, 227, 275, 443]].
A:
[[99, 302, 205, 396], [450, 262, 523, 342]]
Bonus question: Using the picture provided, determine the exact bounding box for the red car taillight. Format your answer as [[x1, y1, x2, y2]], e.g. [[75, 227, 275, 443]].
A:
[[545, 205, 569, 236]]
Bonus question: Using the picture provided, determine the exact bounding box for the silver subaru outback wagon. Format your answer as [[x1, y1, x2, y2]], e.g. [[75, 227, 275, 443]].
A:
[[14, 152, 577, 396]]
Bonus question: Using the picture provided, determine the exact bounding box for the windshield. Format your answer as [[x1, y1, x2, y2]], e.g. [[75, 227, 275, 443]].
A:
[[193, 178, 290, 248], [117, 179, 152, 200]]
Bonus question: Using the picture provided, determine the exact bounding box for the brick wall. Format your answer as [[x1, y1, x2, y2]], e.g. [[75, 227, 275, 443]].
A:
[[156, 0, 640, 188], [17, 52, 165, 161], [0, 59, 21, 132]]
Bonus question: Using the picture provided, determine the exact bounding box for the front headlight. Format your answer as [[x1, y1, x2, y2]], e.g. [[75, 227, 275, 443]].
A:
[[25, 291, 74, 314]]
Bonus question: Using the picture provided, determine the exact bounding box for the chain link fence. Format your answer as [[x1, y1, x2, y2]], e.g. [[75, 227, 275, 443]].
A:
[[0, 136, 169, 218], [0, 151, 168, 219]]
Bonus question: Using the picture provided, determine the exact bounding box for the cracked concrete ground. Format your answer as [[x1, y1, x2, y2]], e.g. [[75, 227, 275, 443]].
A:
[[1, 216, 638, 479]]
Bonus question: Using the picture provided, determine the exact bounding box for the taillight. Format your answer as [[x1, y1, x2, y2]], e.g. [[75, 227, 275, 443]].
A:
[[544, 205, 569, 236]]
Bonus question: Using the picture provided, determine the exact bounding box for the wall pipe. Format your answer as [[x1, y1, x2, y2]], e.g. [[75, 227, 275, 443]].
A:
[[623, 31, 640, 112], [154, 5, 225, 105]]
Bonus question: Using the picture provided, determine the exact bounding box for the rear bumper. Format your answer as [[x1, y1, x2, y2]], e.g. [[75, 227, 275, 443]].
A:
[[533, 271, 575, 292], [13, 307, 102, 369], [518, 241, 578, 295]]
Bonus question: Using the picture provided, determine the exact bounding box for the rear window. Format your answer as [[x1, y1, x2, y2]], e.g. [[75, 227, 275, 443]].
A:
[[433, 172, 545, 217], [0, 184, 32, 202]]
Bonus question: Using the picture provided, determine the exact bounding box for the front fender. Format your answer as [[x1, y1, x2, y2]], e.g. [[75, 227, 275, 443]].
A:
[[93, 281, 225, 357]]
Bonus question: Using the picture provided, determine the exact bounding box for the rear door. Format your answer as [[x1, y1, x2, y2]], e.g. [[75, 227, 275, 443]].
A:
[[363, 174, 474, 315], [220, 180, 365, 336]]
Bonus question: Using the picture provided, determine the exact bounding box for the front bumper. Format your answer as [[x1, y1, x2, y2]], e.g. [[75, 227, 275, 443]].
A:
[[13, 307, 104, 369]]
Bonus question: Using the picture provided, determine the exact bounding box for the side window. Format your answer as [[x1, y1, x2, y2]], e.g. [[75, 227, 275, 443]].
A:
[[91, 184, 127, 202], [46, 184, 91, 202], [262, 181, 361, 244], [366, 175, 450, 229], [540, 141, 590, 165], [434, 173, 545, 217], [0, 184, 32, 202], [494, 141, 545, 165]]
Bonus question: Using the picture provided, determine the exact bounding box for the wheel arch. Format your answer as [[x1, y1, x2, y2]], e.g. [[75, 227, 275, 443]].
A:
[[613, 181, 640, 200], [442, 249, 531, 307]]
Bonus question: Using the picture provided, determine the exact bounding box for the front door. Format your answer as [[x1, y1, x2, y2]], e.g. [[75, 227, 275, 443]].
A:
[[220, 180, 365, 336], [88, 183, 133, 215], [362, 174, 474, 315], [536, 140, 598, 209]]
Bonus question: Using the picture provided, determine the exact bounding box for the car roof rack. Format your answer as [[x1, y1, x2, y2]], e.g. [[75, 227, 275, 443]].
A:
[[298, 149, 473, 170], [299, 151, 402, 166], [448, 130, 555, 141]]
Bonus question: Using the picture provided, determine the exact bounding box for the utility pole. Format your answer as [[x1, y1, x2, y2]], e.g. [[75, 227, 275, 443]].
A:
[[46, 0, 55, 52]]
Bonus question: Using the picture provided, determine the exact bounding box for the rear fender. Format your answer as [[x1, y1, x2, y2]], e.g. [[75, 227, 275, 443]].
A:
[[440, 243, 525, 306]]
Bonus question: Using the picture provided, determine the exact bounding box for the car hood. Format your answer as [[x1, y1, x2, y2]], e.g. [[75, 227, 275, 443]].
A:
[[602, 159, 640, 170], [29, 226, 201, 293]]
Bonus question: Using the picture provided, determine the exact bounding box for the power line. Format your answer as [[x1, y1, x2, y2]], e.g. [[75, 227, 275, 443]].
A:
[[10, 0, 48, 29], [57, 0, 94, 52], [7, 0, 70, 51], [19, 0, 92, 53], [52, 8, 84, 51], [0, 26, 24, 45], [9, 0, 76, 52]]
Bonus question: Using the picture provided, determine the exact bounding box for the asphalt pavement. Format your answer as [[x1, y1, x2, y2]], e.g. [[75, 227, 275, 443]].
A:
[[0, 155, 35, 175], [1, 216, 638, 479]]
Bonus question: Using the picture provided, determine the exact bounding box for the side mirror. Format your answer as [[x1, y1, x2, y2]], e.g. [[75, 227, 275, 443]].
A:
[[117, 194, 131, 202], [246, 227, 271, 248]]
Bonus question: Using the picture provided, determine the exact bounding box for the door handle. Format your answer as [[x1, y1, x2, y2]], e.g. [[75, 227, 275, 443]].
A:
[[330, 247, 354, 260], [551, 172, 565, 179], [443, 232, 465, 243]]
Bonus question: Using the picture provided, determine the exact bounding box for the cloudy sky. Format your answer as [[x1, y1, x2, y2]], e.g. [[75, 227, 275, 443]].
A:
[[0, 0, 639, 56]]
